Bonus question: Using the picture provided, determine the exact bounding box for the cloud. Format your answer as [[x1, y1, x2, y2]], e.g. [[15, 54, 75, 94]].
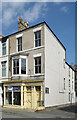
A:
[[22, 3, 47, 23], [2, 2, 48, 28], [60, 6, 69, 12]]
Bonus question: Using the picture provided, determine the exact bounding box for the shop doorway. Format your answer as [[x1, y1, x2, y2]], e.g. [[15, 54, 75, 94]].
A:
[[26, 86, 32, 109]]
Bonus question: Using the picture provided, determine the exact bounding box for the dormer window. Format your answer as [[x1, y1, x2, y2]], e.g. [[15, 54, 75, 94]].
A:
[[35, 31, 41, 47], [18, 37, 22, 51]]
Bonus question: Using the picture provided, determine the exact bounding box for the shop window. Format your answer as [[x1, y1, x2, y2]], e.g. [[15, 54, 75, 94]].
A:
[[36, 86, 41, 91], [35, 57, 41, 74], [27, 86, 31, 91], [35, 31, 41, 47], [5, 86, 21, 105]]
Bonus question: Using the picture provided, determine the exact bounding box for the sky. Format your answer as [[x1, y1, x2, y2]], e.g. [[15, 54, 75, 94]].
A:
[[0, 1, 75, 65]]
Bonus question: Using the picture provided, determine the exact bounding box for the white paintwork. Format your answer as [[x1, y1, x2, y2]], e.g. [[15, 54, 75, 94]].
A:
[[0, 38, 9, 106], [16, 33, 23, 38], [44, 24, 75, 107], [33, 27, 42, 32], [33, 53, 42, 58], [12, 55, 28, 76]]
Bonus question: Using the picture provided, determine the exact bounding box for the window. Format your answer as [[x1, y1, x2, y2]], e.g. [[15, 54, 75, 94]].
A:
[[35, 31, 41, 47], [21, 59, 26, 74], [2, 42, 6, 55], [45, 87, 49, 94], [35, 57, 41, 74], [69, 79, 70, 87], [69, 92, 70, 101], [64, 78, 65, 90], [5, 86, 21, 105], [13, 56, 27, 75], [2, 61, 6, 77], [72, 81, 73, 89], [18, 37, 22, 51], [13, 59, 19, 75], [69, 67, 70, 77], [72, 71, 73, 79]]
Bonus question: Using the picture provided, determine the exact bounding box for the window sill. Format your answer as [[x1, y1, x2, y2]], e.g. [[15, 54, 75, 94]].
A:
[[12, 74, 28, 77], [31, 74, 44, 77]]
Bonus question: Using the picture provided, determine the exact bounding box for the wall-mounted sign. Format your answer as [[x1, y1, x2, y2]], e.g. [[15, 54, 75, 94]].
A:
[[45, 87, 49, 94], [8, 86, 13, 91], [8, 86, 20, 91]]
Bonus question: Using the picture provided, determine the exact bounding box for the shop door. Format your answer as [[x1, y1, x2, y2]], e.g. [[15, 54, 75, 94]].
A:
[[36, 91, 41, 108], [26, 92, 32, 109]]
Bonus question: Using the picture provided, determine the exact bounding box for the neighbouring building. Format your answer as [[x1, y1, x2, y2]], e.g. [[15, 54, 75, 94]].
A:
[[0, 17, 75, 110]]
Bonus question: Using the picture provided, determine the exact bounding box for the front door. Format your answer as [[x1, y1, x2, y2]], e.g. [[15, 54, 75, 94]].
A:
[[26, 91, 32, 109]]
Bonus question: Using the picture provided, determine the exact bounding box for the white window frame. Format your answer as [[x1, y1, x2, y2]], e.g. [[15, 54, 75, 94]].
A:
[[16, 33, 23, 52], [2, 62, 6, 78], [12, 55, 28, 76], [33, 27, 42, 48], [2, 42, 6, 56], [33, 53, 42, 75]]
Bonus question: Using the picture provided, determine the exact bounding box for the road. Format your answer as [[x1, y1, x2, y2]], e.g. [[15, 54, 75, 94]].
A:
[[1, 104, 77, 119]]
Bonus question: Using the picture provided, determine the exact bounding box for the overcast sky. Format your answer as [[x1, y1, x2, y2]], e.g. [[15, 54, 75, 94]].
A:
[[0, 1, 76, 65]]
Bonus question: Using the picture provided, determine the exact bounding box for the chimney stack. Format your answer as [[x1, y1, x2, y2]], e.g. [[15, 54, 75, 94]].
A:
[[18, 17, 30, 31], [0, 34, 4, 39]]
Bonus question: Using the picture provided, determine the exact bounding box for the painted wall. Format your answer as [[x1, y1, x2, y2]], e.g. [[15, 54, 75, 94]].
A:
[[44, 24, 75, 107], [65, 63, 75, 104]]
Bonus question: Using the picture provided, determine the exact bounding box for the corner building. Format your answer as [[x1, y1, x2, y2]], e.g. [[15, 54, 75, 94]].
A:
[[0, 17, 75, 110]]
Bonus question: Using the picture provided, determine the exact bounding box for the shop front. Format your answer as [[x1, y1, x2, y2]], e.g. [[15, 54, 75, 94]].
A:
[[3, 81, 45, 110]]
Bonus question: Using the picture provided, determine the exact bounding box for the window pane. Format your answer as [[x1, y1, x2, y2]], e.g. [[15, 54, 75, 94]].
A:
[[18, 37, 22, 51], [2, 68, 6, 77], [35, 31, 41, 47], [21, 59, 26, 74], [13, 59, 19, 75], [35, 57, 41, 74], [2, 43, 6, 55]]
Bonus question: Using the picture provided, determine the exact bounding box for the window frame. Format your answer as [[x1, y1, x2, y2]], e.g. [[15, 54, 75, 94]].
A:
[[17, 37, 22, 52], [2, 42, 6, 56], [34, 31, 41, 48], [12, 55, 27, 76], [2, 61, 6, 77], [34, 56, 41, 75]]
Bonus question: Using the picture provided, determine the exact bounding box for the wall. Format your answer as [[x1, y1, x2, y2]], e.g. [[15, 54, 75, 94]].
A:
[[44, 24, 67, 107], [65, 63, 75, 104]]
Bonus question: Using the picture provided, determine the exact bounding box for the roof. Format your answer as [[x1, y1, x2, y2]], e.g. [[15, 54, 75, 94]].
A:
[[65, 62, 75, 71], [0, 21, 66, 51]]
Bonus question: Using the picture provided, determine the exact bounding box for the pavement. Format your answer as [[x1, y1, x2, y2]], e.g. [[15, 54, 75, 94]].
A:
[[1, 103, 77, 119]]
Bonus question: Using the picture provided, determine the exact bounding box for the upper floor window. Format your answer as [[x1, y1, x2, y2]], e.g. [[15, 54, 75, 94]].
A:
[[69, 79, 70, 87], [13, 59, 19, 75], [2, 42, 6, 55], [34, 56, 41, 74], [21, 59, 26, 74], [12, 56, 27, 76], [35, 31, 41, 47], [18, 37, 22, 51], [2, 61, 6, 77], [64, 78, 65, 90], [69, 67, 70, 77]]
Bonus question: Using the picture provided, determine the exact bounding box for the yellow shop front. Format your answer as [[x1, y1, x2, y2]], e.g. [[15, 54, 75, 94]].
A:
[[3, 80, 45, 111]]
